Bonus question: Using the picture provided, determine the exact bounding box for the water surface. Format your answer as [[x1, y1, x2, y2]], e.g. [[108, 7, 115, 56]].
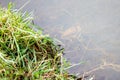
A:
[[1, 0, 120, 79]]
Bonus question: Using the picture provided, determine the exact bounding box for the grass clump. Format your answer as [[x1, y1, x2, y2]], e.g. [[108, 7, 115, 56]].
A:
[[0, 3, 75, 80]]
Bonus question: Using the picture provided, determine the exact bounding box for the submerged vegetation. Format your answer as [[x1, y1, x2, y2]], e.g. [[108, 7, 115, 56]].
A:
[[0, 3, 75, 80]]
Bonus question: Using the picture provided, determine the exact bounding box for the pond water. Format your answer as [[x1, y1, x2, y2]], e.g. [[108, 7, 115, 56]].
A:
[[1, 0, 120, 80]]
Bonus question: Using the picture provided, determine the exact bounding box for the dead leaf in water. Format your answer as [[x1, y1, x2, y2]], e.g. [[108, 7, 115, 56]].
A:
[[62, 25, 81, 38]]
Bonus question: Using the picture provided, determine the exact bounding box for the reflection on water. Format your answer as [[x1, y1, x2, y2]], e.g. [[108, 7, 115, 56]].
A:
[[1, 0, 120, 79]]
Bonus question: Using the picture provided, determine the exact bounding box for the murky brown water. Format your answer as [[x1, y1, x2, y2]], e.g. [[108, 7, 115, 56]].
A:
[[1, 0, 120, 79]]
